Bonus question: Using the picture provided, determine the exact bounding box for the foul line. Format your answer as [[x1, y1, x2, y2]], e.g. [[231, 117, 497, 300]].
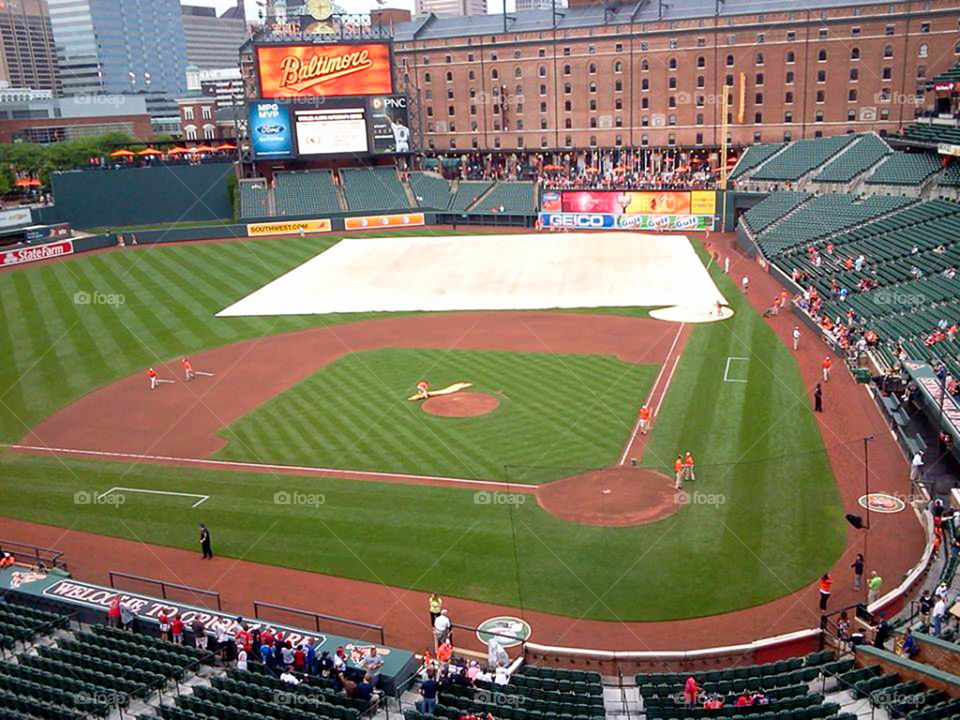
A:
[[10, 445, 538, 492], [654, 354, 682, 417], [618, 322, 685, 466], [97, 486, 209, 508]]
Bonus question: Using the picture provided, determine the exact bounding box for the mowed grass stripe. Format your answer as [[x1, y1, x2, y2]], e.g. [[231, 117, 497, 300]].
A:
[[216, 348, 657, 480]]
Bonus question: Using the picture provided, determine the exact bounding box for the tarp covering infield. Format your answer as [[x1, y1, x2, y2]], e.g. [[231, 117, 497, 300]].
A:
[[218, 231, 727, 317], [0, 566, 418, 693]]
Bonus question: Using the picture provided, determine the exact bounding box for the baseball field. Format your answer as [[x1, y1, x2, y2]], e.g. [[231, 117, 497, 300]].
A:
[[0, 229, 848, 623]]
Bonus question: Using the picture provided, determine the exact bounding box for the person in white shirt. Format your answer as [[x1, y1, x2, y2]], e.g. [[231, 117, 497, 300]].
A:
[[933, 596, 947, 636], [433, 609, 451, 646], [494, 665, 510, 686], [280, 669, 300, 685], [910, 451, 924, 482], [237, 646, 248, 671], [741, 276, 749, 294], [792, 326, 801, 351]]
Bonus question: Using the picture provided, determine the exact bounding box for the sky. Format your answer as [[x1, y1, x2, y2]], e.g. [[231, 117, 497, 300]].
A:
[[197, 0, 515, 21]]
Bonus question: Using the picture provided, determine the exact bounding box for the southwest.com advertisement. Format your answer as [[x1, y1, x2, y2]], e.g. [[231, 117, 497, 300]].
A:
[[249, 101, 294, 159]]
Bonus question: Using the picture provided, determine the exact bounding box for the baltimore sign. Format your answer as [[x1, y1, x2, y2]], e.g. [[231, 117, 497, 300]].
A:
[[257, 43, 393, 98]]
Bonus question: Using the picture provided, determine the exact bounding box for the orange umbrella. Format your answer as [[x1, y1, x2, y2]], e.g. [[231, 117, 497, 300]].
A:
[[584, 167, 601, 174], [15, 178, 41, 187], [137, 148, 162, 155], [109, 149, 135, 157], [214, 143, 236, 150], [167, 147, 189, 154], [613, 166, 628, 173], [542, 163, 563, 171], [192, 145, 215, 152]]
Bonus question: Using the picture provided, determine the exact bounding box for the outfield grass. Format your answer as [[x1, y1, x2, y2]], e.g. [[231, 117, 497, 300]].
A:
[[0, 233, 846, 621], [216, 348, 657, 480]]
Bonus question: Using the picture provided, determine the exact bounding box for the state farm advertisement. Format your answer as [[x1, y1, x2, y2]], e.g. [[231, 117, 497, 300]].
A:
[[1, 239, 74, 268], [257, 43, 393, 99], [561, 190, 692, 215]]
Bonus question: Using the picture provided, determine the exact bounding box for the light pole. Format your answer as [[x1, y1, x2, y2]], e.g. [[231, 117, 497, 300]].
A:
[[846, 434, 875, 602]]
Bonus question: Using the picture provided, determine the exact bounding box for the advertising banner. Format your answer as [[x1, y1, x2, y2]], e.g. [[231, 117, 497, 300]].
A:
[[538, 213, 714, 231], [344, 212, 425, 230], [249, 101, 294, 159], [561, 190, 693, 215], [24, 223, 71, 243], [1, 239, 74, 267], [257, 43, 393, 99], [0, 207, 31, 229], [246, 219, 332, 236], [541, 191, 562, 212], [368, 95, 412, 154], [690, 190, 717, 215]]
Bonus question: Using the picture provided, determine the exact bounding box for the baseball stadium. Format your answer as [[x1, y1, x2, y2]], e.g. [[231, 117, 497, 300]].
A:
[[1, 1, 960, 719]]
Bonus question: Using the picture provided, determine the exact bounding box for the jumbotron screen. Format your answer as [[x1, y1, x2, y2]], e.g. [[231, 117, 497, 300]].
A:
[[256, 43, 393, 99], [249, 95, 412, 159]]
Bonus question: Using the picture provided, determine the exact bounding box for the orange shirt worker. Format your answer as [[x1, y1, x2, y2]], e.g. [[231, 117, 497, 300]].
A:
[[674, 455, 684, 489]]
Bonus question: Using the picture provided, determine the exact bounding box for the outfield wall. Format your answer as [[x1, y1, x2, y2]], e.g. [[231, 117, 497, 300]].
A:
[[41, 162, 235, 230]]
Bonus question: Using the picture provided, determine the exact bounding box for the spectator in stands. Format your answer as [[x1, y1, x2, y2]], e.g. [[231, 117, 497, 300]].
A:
[[339, 671, 358, 699], [494, 664, 510, 686], [280, 641, 295, 667], [836, 611, 850, 651], [420, 667, 440, 715], [305, 638, 317, 675], [280, 667, 300, 685], [217, 622, 233, 663], [237, 644, 248, 671], [901, 628, 919, 658], [873, 613, 892, 648], [320, 649, 334, 677], [260, 639, 275, 667], [363, 647, 384, 685], [919, 591, 934, 629], [357, 673, 377, 703], [191, 618, 207, 650], [236, 621, 252, 657], [334, 646, 348, 673], [120, 600, 135, 632], [437, 638, 453, 675], [683, 676, 699, 708], [107, 597, 121, 628], [159, 611, 172, 641], [0, 548, 13, 569], [171, 615, 184, 645]]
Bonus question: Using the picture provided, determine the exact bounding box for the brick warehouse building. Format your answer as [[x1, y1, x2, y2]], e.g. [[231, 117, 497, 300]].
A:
[[387, 0, 960, 151]]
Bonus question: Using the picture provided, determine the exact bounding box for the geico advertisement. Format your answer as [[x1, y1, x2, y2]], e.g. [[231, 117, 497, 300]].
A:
[[538, 213, 714, 231]]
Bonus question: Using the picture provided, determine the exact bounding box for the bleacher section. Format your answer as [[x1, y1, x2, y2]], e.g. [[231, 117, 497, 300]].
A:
[[730, 143, 785, 180], [941, 163, 960, 187], [865, 152, 942, 186], [752, 135, 856, 182], [903, 123, 960, 147], [405, 664, 605, 720], [341, 166, 410, 212], [449, 181, 493, 211], [409, 171, 453, 210], [473, 181, 537, 213], [754, 194, 915, 256], [274, 170, 342, 215], [239, 179, 269, 219], [741, 191, 810, 235], [814, 135, 891, 184]]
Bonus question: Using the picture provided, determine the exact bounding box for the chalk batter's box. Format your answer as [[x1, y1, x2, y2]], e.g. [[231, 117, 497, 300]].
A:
[[1, 567, 418, 694]]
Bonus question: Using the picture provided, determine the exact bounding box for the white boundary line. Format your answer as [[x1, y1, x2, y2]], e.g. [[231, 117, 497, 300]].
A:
[[653, 354, 682, 417], [10, 445, 537, 491], [618, 322, 686, 466], [97, 486, 209, 508], [723, 356, 750, 383]]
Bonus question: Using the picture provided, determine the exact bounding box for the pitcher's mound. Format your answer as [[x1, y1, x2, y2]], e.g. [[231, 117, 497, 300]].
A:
[[537, 467, 681, 526], [422, 392, 500, 418]]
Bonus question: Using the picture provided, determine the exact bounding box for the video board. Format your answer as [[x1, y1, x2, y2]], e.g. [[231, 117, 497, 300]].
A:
[[256, 43, 393, 99], [543, 190, 717, 216], [249, 94, 411, 159]]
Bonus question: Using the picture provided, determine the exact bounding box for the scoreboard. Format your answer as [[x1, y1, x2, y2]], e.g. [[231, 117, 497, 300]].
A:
[[248, 41, 411, 159]]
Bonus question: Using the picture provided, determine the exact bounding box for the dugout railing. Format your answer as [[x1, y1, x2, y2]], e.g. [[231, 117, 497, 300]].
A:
[[0, 539, 67, 571], [108, 571, 222, 611], [252, 600, 385, 646]]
